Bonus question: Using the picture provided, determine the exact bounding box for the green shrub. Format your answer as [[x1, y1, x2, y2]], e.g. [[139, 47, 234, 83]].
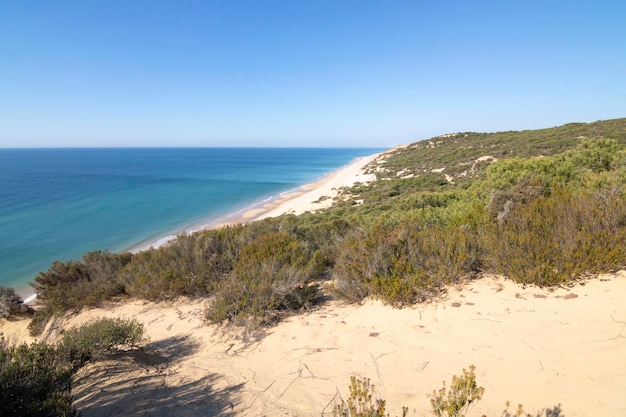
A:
[[2, 318, 145, 416], [481, 188, 626, 286], [334, 375, 407, 417], [59, 317, 144, 369], [332, 222, 478, 305], [0, 341, 76, 417], [205, 231, 323, 324], [33, 251, 131, 314], [431, 365, 485, 417], [0, 286, 22, 319]]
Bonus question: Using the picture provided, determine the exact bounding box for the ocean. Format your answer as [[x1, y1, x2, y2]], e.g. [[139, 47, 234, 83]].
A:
[[0, 148, 382, 296]]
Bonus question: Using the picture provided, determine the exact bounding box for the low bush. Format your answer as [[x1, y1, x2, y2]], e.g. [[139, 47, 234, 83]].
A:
[[60, 317, 144, 369], [332, 222, 479, 305], [205, 231, 323, 324], [0, 286, 22, 319], [33, 251, 131, 314], [481, 188, 626, 286], [431, 365, 484, 417], [0, 341, 76, 417], [2, 317, 145, 416]]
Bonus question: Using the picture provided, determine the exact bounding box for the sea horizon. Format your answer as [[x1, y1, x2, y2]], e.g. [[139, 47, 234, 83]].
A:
[[0, 147, 384, 296]]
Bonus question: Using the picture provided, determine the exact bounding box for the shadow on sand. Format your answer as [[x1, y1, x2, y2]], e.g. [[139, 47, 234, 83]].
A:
[[72, 335, 244, 417]]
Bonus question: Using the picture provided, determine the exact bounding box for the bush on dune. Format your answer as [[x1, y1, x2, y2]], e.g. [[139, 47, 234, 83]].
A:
[[1, 317, 144, 417], [0, 286, 23, 319], [205, 231, 324, 324], [59, 317, 144, 369], [32, 251, 131, 314], [0, 340, 76, 417], [123, 226, 244, 300], [481, 187, 626, 286], [332, 221, 479, 305]]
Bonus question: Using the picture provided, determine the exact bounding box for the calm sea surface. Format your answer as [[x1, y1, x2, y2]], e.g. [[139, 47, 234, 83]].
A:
[[0, 148, 382, 295]]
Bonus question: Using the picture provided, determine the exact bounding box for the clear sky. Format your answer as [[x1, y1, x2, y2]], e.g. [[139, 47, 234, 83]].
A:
[[1, 1, 625, 148]]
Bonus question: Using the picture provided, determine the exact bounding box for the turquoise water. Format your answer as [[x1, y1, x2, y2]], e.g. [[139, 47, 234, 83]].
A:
[[0, 148, 382, 295]]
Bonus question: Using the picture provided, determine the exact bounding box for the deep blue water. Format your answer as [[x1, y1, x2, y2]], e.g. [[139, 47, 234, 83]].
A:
[[0, 148, 382, 295]]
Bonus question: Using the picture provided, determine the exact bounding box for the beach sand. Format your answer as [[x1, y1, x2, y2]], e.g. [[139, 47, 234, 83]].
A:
[[220, 152, 381, 225], [2, 150, 625, 416]]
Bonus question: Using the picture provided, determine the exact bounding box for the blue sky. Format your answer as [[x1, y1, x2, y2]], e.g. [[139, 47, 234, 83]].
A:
[[1, 1, 625, 148]]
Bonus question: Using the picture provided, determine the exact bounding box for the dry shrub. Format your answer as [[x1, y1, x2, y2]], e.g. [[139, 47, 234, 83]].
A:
[[482, 188, 626, 286], [0, 286, 22, 319], [333, 375, 407, 417], [332, 222, 479, 305], [205, 231, 323, 324], [431, 365, 484, 417]]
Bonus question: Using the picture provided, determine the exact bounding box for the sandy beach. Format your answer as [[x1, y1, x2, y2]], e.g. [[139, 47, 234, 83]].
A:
[[218, 152, 381, 225], [127, 152, 381, 253], [2, 149, 625, 416]]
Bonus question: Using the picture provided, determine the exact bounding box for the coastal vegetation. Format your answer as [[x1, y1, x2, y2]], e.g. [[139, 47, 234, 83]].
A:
[[334, 366, 561, 417], [0, 286, 23, 319], [0, 318, 143, 417], [19, 117, 626, 331]]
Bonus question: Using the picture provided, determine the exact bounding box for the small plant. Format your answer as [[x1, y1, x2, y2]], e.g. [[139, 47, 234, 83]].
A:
[[334, 375, 408, 417], [431, 365, 485, 417], [28, 309, 52, 336], [60, 317, 144, 369], [500, 401, 528, 417]]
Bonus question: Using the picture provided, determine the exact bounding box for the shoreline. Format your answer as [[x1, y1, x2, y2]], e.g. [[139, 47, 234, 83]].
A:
[[128, 152, 381, 252], [219, 153, 380, 225], [22, 152, 381, 304]]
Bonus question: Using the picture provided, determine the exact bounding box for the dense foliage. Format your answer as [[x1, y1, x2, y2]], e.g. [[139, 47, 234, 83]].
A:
[[0, 318, 144, 417], [24, 118, 626, 329], [0, 286, 23, 319]]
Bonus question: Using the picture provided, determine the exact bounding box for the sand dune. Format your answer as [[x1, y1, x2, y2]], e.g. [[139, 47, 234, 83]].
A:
[[4, 273, 621, 416]]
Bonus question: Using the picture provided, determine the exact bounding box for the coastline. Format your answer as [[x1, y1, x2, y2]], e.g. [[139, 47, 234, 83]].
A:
[[220, 153, 380, 225], [21, 152, 381, 304], [129, 152, 381, 251]]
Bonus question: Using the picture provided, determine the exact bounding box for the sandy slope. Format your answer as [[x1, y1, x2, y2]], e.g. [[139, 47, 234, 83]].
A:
[[2, 150, 625, 416], [4, 273, 624, 416]]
